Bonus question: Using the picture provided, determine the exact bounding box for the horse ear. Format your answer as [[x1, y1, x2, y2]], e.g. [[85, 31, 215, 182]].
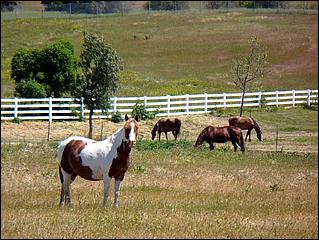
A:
[[125, 114, 129, 121], [134, 115, 139, 122]]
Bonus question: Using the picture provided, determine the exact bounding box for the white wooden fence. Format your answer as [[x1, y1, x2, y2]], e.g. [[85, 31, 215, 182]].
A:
[[1, 89, 318, 121]]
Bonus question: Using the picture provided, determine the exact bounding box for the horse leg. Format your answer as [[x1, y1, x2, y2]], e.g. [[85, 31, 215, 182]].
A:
[[114, 179, 122, 208], [165, 132, 168, 141], [209, 141, 215, 151], [231, 141, 238, 152], [158, 132, 161, 142], [173, 131, 177, 141], [59, 168, 74, 207], [244, 130, 249, 141], [248, 129, 252, 142], [103, 176, 112, 207]]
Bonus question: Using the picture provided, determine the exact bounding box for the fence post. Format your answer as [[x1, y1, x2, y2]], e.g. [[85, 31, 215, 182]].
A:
[[186, 94, 189, 115], [144, 96, 147, 107], [292, 89, 295, 107], [276, 90, 279, 107], [275, 125, 279, 152], [223, 93, 227, 108], [204, 93, 208, 113], [48, 97, 52, 142], [167, 95, 170, 117], [307, 89, 311, 107], [258, 91, 262, 107], [69, 3, 72, 16], [113, 96, 117, 114], [14, 97, 18, 119]]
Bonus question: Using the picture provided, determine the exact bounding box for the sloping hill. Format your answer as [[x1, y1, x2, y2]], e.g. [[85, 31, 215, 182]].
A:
[[1, 9, 318, 98]]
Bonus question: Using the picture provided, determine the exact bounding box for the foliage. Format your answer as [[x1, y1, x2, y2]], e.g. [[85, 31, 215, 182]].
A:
[[11, 40, 78, 98], [205, 1, 236, 9], [15, 79, 47, 98], [74, 31, 122, 138], [43, 1, 126, 14], [231, 36, 269, 116], [12, 117, 21, 124], [144, 1, 189, 11], [111, 111, 123, 123], [1, 1, 18, 11], [131, 103, 157, 120]]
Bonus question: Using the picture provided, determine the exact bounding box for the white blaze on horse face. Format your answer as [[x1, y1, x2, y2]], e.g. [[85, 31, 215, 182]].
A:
[[129, 121, 137, 143]]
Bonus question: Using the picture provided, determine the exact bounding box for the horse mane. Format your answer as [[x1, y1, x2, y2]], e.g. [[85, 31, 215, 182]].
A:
[[194, 126, 209, 147]]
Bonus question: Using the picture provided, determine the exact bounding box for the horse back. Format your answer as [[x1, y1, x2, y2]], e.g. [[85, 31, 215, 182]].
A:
[[229, 116, 254, 130]]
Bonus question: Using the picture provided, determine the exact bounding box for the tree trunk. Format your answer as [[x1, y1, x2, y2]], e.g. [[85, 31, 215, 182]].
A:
[[239, 84, 246, 117], [88, 108, 94, 139]]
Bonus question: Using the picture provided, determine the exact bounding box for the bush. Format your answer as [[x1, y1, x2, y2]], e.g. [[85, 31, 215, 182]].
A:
[[111, 111, 123, 123], [144, 1, 189, 11], [15, 79, 47, 98], [131, 103, 157, 120]]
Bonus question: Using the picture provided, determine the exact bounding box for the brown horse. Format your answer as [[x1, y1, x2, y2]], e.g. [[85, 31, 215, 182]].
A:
[[228, 116, 263, 142], [151, 118, 182, 141], [193, 125, 245, 152]]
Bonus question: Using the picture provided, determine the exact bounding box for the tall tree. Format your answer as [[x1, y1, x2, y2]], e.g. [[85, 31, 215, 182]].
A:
[[75, 32, 122, 139], [231, 36, 268, 117]]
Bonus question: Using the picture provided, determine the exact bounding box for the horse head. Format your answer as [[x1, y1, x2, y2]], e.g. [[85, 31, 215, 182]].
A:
[[124, 114, 140, 146], [257, 130, 263, 141]]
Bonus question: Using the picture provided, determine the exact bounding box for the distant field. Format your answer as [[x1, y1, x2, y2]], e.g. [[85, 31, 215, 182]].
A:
[[1, 10, 318, 98]]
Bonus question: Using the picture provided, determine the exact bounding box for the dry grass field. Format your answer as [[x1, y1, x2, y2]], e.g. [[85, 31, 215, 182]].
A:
[[1, 107, 318, 238]]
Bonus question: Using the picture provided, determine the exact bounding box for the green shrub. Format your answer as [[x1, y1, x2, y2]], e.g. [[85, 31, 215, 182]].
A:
[[111, 111, 123, 123], [12, 117, 22, 124], [131, 103, 157, 120], [15, 79, 47, 98]]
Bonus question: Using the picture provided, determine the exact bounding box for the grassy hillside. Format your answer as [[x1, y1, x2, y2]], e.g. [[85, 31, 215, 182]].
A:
[[1, 10, 318, 98]]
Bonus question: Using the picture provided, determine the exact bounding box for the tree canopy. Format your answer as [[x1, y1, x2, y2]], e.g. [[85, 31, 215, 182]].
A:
[[11, 40, 78, 98], [74, 32, 122, 138]]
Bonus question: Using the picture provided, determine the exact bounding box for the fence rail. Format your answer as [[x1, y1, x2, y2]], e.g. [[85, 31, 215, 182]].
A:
[[1, 89, 318, 122]]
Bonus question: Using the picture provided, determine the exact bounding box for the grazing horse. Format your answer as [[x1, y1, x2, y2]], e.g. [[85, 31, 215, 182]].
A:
[[151, 118, 182, 141], [228, 116, 263, 142], [193, 125, 245, 152], [56, 114, 139, 208]]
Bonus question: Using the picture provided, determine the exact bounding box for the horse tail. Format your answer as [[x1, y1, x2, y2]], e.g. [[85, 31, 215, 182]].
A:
[[175, 118, 182, 136], [194, 127, 208, 147]]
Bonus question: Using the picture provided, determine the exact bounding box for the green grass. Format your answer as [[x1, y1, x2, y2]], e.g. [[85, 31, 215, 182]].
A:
[[1, 141, 317, 238], [1, 11, 318, 98], [211, 106, 318, 133]]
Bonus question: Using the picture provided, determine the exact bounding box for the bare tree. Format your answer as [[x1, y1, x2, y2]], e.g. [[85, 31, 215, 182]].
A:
[[231, 36, 269, 117]]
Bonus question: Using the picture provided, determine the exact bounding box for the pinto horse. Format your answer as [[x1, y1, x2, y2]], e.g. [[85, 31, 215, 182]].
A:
[[193, 125, 245, 152], [151, 118, 182, 141], [228, 116, 263, 142], [56, 114, 139, 208]]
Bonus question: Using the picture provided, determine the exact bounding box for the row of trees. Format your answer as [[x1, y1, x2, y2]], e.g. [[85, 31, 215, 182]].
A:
[[2, 1, 317, 13], [11, 32, 122, 138]]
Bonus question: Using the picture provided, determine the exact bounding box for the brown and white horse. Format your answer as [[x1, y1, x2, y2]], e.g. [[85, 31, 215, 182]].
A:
[[193, 125, 245, 152], [151, 118, 182, 141], [56, 114, 139, 208], [228, 116, 263, 142]]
